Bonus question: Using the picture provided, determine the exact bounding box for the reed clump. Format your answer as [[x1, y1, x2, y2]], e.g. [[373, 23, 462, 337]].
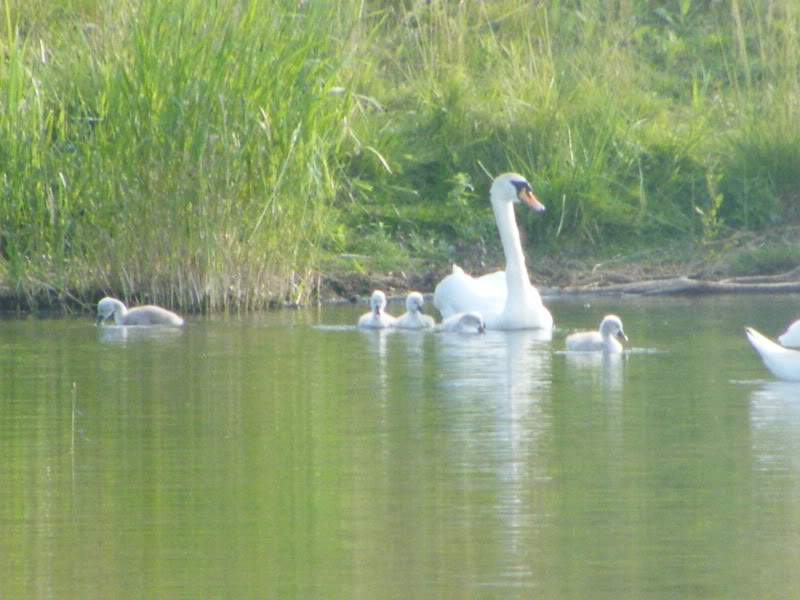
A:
[[2, 0, 799, 310], [1, 0, 355, 310]]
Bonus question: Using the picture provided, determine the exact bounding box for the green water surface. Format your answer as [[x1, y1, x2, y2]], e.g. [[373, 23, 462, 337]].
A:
[[2, 294, 800, 599]]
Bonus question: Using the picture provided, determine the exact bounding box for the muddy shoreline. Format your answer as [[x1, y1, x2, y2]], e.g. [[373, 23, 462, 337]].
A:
[[319, 265, 800, 309], [317, 232, 800, 306]]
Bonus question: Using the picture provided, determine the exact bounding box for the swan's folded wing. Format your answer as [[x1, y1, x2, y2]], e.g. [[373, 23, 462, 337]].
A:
[[778, 319, 800, 348], [127, 306, 184, 326], [433, 267, 505, 319], [473, 270, 507, 291], [565, 331, 603, 352]]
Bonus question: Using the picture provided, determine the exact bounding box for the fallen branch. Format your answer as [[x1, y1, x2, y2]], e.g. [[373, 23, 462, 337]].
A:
[[719, 266, 800, 285], [547, 275, 800, 296]]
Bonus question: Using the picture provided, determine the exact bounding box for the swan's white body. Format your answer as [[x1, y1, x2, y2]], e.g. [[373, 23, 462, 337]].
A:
[[394, 292, 435, 330], [358, 290, 396, 329], [433, 173, 553, 330], [96, 297, 184, 326], [438, 312, 486, 334], [566, 314, 627, 353], [778, 319, 800, 348], [745, 327, 800, 381]]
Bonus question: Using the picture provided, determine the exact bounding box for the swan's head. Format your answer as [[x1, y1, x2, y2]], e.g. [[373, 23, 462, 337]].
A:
[[406, 291, 425, 314], [599, 314, 627, 342], [491, 173, 545, 212], [459, 312, 486, 334], [96, 297, 122, 325], [369, 290, 388, 315]]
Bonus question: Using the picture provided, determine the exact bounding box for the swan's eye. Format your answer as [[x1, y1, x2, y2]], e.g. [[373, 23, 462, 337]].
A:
[[510, 180, 532, 193]]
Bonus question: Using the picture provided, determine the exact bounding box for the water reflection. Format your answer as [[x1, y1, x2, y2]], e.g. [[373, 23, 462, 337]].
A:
[[563, 350, 625, 392], [96, 324, 184, 346], [747, 378, 800, 587], [433, 329, 554, 585], [749, 380, 800, 473], [346, 326, 557, 594], [433, 328, 552, 406], [12, 296, 800, 598], [750, 380, 800, 403]]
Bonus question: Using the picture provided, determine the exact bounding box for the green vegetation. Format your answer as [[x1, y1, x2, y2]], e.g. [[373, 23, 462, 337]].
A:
[[1, 0, 799, 310], [729, 241, 800, 276]]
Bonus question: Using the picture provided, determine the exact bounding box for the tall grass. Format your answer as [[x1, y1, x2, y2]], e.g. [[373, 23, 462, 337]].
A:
[[1, 0, 357, 309], [346, 0, 800, 253], [2, 0, 800, 310]]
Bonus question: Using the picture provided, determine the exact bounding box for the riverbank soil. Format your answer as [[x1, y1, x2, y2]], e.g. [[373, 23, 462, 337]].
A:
[[318, 226, 800, 303]]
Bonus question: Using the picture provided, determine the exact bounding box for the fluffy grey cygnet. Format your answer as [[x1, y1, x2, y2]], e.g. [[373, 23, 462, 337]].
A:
[[439, 311, 486, 334], [96, 297, 184, 326], [358, 290, 397, 329], [394, 292, 435, 330], [565, 314, 627, 353]]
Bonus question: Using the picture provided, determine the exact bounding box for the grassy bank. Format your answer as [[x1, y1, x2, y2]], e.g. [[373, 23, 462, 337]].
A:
[[2, 0, 799, 311]]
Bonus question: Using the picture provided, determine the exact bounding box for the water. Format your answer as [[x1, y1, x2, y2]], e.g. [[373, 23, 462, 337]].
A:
[[3, 294, 800, 599]]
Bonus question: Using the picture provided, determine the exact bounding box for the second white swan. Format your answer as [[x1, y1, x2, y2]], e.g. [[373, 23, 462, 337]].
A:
[[745, 327, 800, 381], [433, 173, 553, 330]]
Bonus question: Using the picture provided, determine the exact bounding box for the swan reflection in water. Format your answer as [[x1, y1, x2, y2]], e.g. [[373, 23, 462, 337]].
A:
[[749, 381, 800, 475], [433, 327, 554, 560], [97, 324, 185, 346], [563, 350, 625, 393], [433, 327, 552, 402], [751, 380, 800, 403], [359, 324, 431, 406], [357, 327, 399, 421]]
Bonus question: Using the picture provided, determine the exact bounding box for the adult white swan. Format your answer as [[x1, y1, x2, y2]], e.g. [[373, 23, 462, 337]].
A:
[[745, 327, 800, 381], [566, 314, 628, 353], [394, 292, 435, 329], [778, 319, 800, 348], [358, 290, 397, 329], [433, 173, 553, 330], [96, 297, 184, 326]]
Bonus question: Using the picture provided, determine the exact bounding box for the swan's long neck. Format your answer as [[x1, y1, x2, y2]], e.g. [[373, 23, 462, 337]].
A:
[[491, 196, 531, 300], [113, 300, 129, 325]]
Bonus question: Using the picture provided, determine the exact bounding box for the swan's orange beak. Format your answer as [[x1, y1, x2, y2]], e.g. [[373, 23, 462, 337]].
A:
[[519, 189, 546, 213]]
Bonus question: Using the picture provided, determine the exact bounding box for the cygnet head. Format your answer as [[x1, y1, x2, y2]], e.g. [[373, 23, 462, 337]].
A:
[[491, 173, 545, 213], [406, 291, 425, 314], [459, 312, 486, 334], [96, 297, 123, 325], [599, 314, 627, 342], [370, 290, 388, 315]]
